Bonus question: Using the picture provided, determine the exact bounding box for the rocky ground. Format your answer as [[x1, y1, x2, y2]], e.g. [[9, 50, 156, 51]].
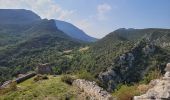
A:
[[134, 63, 170, 100], [73, 79, 115, 100]]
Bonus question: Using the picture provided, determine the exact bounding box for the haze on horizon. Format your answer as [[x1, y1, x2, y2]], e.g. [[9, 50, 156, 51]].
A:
[[0, 0, 170, 38]]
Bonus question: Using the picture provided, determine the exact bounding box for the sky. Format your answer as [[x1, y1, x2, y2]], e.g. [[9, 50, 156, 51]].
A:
[[0, 0, 170, 38]]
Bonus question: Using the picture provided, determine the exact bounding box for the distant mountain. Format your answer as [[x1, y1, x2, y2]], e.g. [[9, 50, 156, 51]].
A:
[[0, 9, 41, 24], [55, 20, 97, 42]]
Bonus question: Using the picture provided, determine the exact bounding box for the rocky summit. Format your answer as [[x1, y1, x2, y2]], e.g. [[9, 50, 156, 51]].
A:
[[134, 63, 170, 100]]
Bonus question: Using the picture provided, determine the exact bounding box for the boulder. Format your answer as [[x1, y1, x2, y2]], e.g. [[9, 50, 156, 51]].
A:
[[164, 72, 170, 78], [165, 63, 170, 72]]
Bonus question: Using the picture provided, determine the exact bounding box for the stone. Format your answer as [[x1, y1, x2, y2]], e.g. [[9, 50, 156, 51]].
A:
[[99, 69, 120, 92], [0, 80, 12, 88], [164, 72, 170, 78], [36, 63, 53, 74], [149, 79, 160, 86], [73, 79, 115, 100], [165, 63, 170, 72]]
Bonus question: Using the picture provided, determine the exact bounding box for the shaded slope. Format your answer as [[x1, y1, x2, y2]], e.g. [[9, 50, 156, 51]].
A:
[[55, 20, 97, 42]]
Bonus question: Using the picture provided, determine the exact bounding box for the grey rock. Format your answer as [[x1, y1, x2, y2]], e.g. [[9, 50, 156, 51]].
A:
[[165, 63, 170, 72], [73, 79, 115, 100]]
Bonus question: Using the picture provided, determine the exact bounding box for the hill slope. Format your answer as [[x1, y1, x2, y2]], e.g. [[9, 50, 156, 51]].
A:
[[0, 9, 82, 82], [69, 28, 170, 91]]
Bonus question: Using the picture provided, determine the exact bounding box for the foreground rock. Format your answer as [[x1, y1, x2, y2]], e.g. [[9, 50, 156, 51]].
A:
[[134, 63, 170, 100], [73, 79, 115, 100]]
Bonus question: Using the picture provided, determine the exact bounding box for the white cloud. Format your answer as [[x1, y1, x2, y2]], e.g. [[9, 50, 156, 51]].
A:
[[97, 3, 112, 14], [0, 0, 75, 20], [97, 3, 112, 20]]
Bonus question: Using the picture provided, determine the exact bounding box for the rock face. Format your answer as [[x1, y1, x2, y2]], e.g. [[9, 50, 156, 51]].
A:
[[142, 43, 155, 55], [134, 63, 170, 100], [99, 69, 120, 92], [36, 63, 53, 74], [99, 40, 156, 92], [72, 79, 115, 100]]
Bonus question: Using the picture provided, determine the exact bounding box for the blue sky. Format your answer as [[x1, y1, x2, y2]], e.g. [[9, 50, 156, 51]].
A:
[[0, 0, 170, 38]]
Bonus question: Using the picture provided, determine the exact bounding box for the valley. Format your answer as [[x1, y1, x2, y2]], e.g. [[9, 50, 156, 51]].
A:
[[0, 8, 170, 100]]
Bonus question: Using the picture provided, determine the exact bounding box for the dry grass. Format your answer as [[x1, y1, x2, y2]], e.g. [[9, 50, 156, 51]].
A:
[[79, 46, 89, 52], [137, 84, 150, 94], [0, 75, 79, 100]]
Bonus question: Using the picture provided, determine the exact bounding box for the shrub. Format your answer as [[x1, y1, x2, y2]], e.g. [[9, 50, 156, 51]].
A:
[[33, 74, 48, 82], [113, 85, 140, 100], [41, 75, 48, 80], [142, 69, 162, 84], [0, 82, 17, 95], [76, 70, 95, 81], [61, 75, 75, 85], [9, 82, 17, 91]]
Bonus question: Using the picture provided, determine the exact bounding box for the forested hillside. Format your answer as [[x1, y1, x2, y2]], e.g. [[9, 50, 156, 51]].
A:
[[68, 28, 170, 91], [0, 9, 170, 94], [0, 9, 83, 82]]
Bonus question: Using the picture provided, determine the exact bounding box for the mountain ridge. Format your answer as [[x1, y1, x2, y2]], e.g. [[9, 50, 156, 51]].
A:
[[55, 20, 97, 42], [69, 28, 170, 91], [0, 9, 41, 24]]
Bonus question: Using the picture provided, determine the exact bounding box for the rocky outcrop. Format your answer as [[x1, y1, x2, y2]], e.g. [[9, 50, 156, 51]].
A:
[[99, 69, 120, 92], [36, 63, 53, 74], [99, 40, 156, 91], [134, 63, 170, 100], [72, 79, 115, 100], [161, 42, 170, 48], [142, 43, 155, 55]]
